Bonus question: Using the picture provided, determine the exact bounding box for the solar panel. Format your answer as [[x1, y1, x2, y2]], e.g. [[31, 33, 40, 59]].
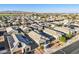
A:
[[7, 35, 15, 48], [16, 34, 32, 45], [39, 31, 55, 40]]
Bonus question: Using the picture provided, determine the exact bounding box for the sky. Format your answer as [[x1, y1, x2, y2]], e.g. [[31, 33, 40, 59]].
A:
[[0, 4, 79, 13]]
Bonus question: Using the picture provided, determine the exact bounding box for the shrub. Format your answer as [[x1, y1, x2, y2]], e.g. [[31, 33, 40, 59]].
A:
[[66, 31, 72, 39], [40, 45, 44, 50], [59, 35, 67, 42]]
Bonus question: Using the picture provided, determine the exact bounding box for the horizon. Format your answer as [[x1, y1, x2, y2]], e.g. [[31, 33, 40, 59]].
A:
[[0, 4, 79, 13]]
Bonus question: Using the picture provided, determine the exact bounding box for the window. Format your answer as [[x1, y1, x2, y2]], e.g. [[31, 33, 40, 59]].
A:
[[0, 45, 5, 51], [26, 48, 29, 51], [18, 43, 22, 48], [23, 48, 30, 53]]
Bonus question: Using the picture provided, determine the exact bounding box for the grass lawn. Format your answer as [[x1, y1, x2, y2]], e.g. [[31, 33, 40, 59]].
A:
[[0, 14, 24, 16]]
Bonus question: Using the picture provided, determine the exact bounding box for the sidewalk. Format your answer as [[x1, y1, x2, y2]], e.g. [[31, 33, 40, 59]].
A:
[[44, 34, 79, 54]]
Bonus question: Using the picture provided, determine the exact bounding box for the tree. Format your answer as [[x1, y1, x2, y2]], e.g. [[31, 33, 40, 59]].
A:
[[59, 35, 67, 43], [66, 31, 72, 39]]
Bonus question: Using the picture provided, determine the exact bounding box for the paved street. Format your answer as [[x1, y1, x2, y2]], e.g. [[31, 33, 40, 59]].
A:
[[71, 48, 79, 54], [54, 40, 79, 54]]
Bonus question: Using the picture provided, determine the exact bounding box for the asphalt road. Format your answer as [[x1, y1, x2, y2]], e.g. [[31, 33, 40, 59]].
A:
[[53, 40, 79, 54], [71, 48, 79, 54]]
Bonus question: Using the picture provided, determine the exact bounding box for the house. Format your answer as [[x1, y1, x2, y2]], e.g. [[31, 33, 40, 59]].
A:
[[43, 28, 61, 40], [50, 24, 55, 28], [0, 36, 10, 54], [20, 26, 31, 33], [28, 30, 55, 46], [52, 21, 63, 26], [6, 33, 31, 54], [6, 27, 33, 54], [54, 26, 71, 34], [63, 20, 71, 26], [28, 31, 42, 45], [6, 27, 19, 34], [39, 31, 55, 44]]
